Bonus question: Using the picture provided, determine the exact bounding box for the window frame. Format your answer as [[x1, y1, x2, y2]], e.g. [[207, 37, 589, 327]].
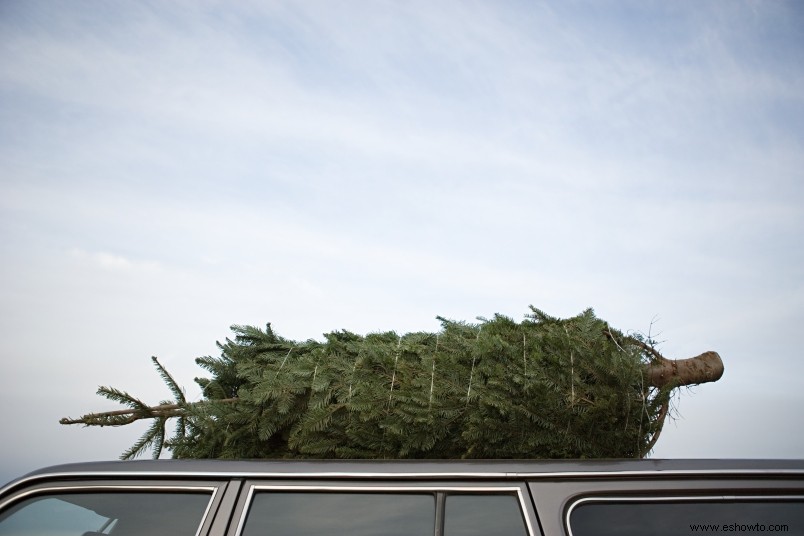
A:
[[0, 479, 227, 536], [229, 481, 539, 536], [565, 494, 804, 536]]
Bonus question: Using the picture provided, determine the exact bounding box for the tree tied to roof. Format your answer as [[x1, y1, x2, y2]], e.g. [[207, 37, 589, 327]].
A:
[[60, 306, 724, 460]]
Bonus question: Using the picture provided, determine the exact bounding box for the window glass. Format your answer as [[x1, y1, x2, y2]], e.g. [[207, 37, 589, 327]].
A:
[[241, 492, 435, 536], [570, 500, 804, 536], [0, 491, 213, 536], [444, 494, 528, 536]]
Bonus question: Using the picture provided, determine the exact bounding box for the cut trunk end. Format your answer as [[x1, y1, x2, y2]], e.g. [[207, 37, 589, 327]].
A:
[[645, 351, 724, 388]]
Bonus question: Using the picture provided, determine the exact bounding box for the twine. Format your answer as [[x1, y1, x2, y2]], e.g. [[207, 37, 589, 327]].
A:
[[389, 336, 401, 404], [273, 347, 294, 381], [466, 326, 482, 404], [429, 334, 438, 410]]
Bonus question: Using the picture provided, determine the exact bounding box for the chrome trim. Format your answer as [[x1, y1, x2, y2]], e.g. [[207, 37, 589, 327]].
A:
[[197, 485, 220, 536], [232, 483, 536, 536], [4, 466, 803, 496], [0, 484, 218, 536], [565, 494, 804, 536]]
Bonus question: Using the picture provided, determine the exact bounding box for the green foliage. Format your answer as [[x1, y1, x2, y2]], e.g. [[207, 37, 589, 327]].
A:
[[145, 306, 670, 460]]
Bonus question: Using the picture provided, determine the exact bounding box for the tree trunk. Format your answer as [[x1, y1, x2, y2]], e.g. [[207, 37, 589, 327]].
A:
[[645, 351, 724, 388]]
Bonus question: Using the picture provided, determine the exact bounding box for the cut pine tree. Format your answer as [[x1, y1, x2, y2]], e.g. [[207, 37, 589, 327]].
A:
[[61, 306, 724, 460]]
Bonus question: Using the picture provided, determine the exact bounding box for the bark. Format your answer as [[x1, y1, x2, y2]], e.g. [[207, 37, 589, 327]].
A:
[[645, 351, 724, 388]]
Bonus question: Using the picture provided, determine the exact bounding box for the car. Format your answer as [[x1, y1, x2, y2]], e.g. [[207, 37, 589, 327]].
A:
[[0, 459, 802, 536]]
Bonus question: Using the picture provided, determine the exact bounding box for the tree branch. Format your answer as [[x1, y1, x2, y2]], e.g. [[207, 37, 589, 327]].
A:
[[60, 398, 238, 426]]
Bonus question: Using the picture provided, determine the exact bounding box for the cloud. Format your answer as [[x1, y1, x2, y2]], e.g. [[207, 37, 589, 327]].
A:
[[69, 249, 162, 274]]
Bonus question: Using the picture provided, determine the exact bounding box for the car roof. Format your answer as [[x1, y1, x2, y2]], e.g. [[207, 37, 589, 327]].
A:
[[9, 458, 804, 486]]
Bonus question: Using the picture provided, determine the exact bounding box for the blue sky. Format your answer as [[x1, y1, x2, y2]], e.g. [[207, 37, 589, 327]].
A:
[[1, 1, 803, 483]]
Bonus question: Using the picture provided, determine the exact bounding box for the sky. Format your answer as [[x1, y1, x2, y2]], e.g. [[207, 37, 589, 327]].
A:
[[1, 1, 803, 485]]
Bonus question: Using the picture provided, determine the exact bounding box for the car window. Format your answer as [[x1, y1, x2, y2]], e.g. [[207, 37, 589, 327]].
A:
[[444, 493, 528, 536], [240, 492, 435, 536], [569, 499, 804, 536], [0, 490, 213, 536]]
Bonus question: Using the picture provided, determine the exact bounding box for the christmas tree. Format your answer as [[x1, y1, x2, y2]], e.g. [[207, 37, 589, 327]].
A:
[[61, 306, 723, 459]]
